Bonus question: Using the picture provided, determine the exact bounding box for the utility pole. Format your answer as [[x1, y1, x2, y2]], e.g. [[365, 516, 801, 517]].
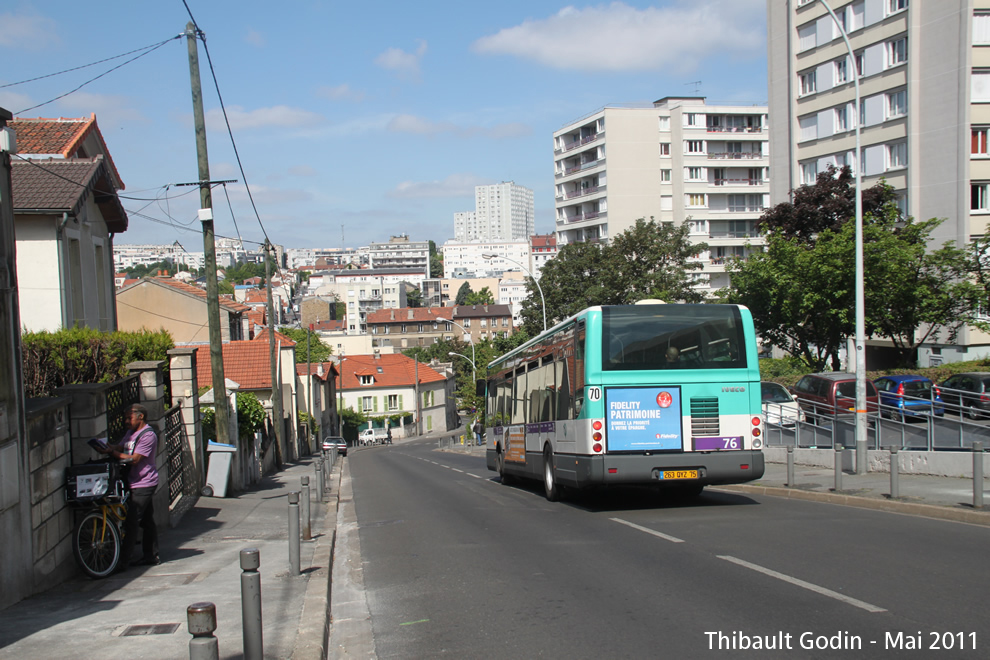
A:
[[265, 240, 284, 461], [307, 322, 313, 445], [185, 22, 230, 446]]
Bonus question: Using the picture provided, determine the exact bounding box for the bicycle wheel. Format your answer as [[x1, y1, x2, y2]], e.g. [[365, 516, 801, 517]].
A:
[[73, 511, 122, 579]]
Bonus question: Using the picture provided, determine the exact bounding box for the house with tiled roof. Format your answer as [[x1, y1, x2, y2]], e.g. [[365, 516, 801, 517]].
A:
[[366, 304, 514, 349], [338, 353, 456, 438], [116, 276, 249, 344], [8, 114, 129, 332]]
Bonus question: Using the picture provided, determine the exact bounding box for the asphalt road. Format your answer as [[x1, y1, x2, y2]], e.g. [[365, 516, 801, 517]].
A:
[[342, 439, 990, 658]]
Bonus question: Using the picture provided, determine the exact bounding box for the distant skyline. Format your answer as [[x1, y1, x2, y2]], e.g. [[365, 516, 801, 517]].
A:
[[1, 1, 768, 249]]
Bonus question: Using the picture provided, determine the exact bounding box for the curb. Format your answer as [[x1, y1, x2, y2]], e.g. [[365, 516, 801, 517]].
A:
[[292, 458, 342, 660], [717, 483, 990, 526]]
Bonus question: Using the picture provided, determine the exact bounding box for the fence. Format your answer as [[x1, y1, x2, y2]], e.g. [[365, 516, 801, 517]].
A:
[[164, 404, 184, 505], [105, 374, 140, 443]]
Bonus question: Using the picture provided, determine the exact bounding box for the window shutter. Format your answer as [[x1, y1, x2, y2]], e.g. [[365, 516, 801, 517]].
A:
[[399, 394, 404, 410], [373, 396, 379, 412], [357, 398, 363, 413]]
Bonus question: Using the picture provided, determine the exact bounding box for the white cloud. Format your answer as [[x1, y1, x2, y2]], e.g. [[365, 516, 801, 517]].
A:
[[245, 29, 266, 48], [386, 114, 531, 139], [55, 91, 145, 128], [375, 40, 427, 80], [316, 84, 366, 102], [0, 90, 36, 115], [389, 173, 491, 199], [206, 105, 325, 131], [0, 12, 59, 50], [472, 0, 765, 73]]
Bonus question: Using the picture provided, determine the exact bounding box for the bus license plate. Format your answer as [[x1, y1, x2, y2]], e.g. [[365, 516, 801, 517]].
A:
[[660, 470, 698, 480]]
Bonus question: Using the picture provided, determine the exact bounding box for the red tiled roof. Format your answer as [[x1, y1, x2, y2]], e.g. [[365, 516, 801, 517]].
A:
[[253, 328, 297, 346], [295, 361, 338, 381], [312, 319, 344, 332], [246, 308, 266, 329], [366, 306, 452, 324], [117, 277, 250, 314], [10, 114, 125, 189], [10, 157, 127, 232], [338, 354, 446, 390], [193, 341, 273, 390], [243, 290, 268, 304], [530, 234, 557, 248]]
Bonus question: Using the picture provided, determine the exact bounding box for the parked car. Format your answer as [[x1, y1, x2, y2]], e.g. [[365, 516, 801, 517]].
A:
[[789, 373, 879, 422], [322, 435, 347, 456], [761, 381, 804, 427], [938, 373, 990, 419], [873, 375, 944, 421]]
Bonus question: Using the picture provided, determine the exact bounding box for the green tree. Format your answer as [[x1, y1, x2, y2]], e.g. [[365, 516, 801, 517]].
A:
[[519, 218, 705, 335], [429, 240, 443, 278], [454, 281, 473, 305], [464, 286, 495, 305], [277, 326, 333, 363], [406, 287, 423, 308]]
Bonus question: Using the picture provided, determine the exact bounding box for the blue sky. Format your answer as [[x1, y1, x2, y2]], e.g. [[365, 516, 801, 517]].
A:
[[1, 0, 768, 251]]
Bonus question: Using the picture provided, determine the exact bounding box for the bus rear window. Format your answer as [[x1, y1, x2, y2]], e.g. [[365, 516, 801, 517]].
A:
[[601, 305, 747, 371]]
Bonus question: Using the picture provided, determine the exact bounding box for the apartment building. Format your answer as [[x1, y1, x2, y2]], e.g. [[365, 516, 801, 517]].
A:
[[767, 0, 990, 364], [529, 234, 558, 280], [454, 182, 535, 241], [553, 97, 769, 291], [367, 305, 514, 349], [441, 239, 530, 279], [367, 235, 431, 275], [310, 271, 410, 334]]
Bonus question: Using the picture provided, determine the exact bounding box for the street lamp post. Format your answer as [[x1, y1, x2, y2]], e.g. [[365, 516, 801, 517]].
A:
[[435, 314, 475, 377], [481, 253, 547, 333], [821, 0, 867, 474], [447, 351, 476, 381]]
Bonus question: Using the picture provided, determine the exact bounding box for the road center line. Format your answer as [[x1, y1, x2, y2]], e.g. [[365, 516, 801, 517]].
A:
[[451, 468, 465, 473], [467, 473, 483, 479], [610, 517, 684, 543], [718, 555, 886, 613]]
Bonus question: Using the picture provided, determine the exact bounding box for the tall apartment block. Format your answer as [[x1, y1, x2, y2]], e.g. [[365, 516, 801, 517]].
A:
[[453, 182, 535, 241], [767, 0, 990, 364], [553, 98, 769, 291]]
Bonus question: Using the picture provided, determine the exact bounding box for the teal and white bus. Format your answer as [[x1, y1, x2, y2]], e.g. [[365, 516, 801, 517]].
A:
[[482, 303, 765, 500]]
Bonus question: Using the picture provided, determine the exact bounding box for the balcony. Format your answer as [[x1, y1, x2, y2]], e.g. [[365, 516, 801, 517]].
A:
[[706, 126, 764, 134], [564, 184, 603, 200], [558, 158, 605, 178], [560, 210, 606, 225], [708, 152, 764, 160], [555, 131, 603, 154], [709, 231, 761, 239], [714, 178, 763, 187]]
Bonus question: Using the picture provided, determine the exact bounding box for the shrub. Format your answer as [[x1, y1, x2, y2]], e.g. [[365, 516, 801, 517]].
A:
[[22, 327, 174, 398]]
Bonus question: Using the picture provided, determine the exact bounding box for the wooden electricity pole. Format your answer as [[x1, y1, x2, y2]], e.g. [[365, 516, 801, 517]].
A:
[[185, 22, 230, 446], [265, 241, 284, 460]]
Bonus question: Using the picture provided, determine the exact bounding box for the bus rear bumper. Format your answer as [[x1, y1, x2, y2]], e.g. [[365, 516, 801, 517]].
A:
[[560, 450, 765, 488]]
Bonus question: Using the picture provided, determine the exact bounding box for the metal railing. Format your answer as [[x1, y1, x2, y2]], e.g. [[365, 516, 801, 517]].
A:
[[164, 404, 184, 505]]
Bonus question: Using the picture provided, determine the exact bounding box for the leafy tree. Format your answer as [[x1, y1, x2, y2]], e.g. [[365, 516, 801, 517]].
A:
[[454, 282, 473, 305], [429, 240, 443, 278], [218, 279, 235, 295], [726, 181, 975, 369], [406, 287, 423, 308], [202, 391, 266, 441], [278, 326, 333, 363], [760, 164, 897, 243], [464, 286, 495, 305], [519, 218, 706, 335]]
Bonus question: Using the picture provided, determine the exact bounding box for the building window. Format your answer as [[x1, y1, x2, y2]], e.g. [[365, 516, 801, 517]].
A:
[[685, 113, 699, 126], [798, 22, 817, 52], [835, 106, 848, 132], [886, 89, 907, 119], [728, 195, 765, 213], [659, 143, 671, 156], [387, 394, 399, 411], [887, 0, 908, 15], [686, 167, 704, 181], [660, 169, 672, 182], [834, 58, 848, 84], [973, 127, 989, 155], [686, 194, 707, 208], [886, 37, 907, 68], [973, 70, 990, 102], [801, 161, 818, 185], [799, 70, 817, 96], [973, 183, 990, 212], [685, 140, 705, 154], [855, 51, 864, 77], [975, 12, 990, 45], [360, 375, 374, 386], [658, 116, 670, 131], [886, 142, 907, 170]]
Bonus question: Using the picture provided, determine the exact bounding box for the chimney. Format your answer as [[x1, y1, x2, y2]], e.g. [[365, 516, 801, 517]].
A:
[[390, 309, 395, 321], [484, 304, 488, 313], [408, 309, 414, 320], [317, 363, 324, 377]]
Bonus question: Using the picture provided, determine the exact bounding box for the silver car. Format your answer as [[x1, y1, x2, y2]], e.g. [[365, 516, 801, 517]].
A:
[[761, 382, 804, 427]]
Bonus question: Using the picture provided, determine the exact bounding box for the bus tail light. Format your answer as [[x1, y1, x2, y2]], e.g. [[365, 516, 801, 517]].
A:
[[751, 417, 761, 426], [593, 420, 603, 431], [591, 419, 605, 453], [593, 443, 603, 453]]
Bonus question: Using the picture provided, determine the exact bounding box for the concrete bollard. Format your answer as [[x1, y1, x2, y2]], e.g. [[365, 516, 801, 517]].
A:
[[187, 602, 219, 660], [314, 458, 324, 503], [833, 444, 843, 492], [288, 491, 300, 575], [889, 446, 899, 499], [301, 476, 311, 541], [786, 445, 795, 487], [974, 441, 984, 509], [240, 549, 263, 660]]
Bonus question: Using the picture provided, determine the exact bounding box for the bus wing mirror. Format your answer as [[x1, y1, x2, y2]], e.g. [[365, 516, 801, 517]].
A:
[[476, 379, 487, 397]]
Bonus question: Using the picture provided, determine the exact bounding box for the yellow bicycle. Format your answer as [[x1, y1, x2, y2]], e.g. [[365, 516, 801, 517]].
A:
[[66, 462, 128, 579]]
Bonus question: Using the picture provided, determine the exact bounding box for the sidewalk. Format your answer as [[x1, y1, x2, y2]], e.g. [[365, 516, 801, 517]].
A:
[[0, 455, 339, 660]]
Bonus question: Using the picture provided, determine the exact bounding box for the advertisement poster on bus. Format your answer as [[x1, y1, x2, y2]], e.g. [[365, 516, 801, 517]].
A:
[[504, 426, 527, 463], [606, 387, 683, 451]]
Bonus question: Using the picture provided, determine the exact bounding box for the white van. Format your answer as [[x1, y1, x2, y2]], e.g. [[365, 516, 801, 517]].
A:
[[358, 428, 388, 445]]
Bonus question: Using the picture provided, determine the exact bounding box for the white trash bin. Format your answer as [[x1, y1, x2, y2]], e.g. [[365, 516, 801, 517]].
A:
[[204, 440, 236, 497]]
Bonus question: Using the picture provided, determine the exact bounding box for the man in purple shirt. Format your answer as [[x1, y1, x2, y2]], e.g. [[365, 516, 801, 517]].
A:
[[101, 403, 160, 567]]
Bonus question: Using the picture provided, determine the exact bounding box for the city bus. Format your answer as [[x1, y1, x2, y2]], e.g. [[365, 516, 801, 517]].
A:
[[481, 302, 765, 500]]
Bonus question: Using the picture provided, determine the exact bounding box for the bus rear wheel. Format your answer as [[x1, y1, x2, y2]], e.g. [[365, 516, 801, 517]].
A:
[[497, 449, 512, 485], [543, 446, 560, 502]]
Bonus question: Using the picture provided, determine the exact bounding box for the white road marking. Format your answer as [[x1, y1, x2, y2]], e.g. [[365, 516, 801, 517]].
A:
[[467, 473, 483, 479], [452, 468, 465, 473], [718, 555, 886, 613], [610, 518, 684, 543]]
